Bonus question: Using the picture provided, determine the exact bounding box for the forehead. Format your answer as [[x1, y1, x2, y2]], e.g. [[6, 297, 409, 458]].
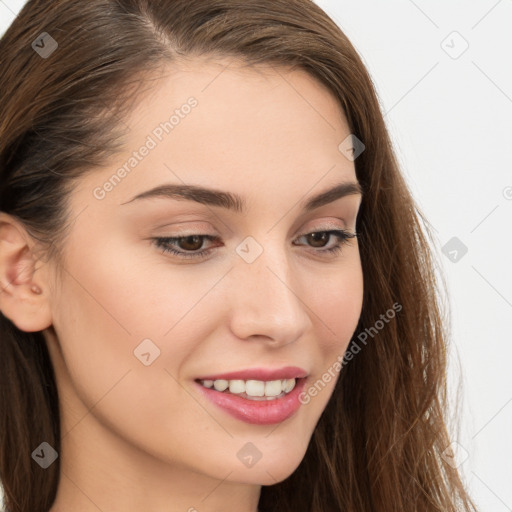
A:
[[126, 58, 350, 154], [75, 58, 357, 213]]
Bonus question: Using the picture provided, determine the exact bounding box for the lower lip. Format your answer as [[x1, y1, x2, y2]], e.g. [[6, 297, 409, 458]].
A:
[[194, 378, 307, 425]]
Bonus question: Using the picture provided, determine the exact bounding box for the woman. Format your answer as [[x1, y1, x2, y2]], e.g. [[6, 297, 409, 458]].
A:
[[0, 1, 478, 511]]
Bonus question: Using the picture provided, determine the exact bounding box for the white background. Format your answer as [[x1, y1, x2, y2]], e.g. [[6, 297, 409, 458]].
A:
[[1, 1, 511, 510]]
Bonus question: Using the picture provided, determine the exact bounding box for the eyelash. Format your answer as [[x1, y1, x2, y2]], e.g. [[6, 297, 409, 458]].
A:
[[153, 229, 357, 261]]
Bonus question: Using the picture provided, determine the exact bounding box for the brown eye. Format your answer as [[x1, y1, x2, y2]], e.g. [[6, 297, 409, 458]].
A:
[[177, 235, 205, 251], [293, 229, 357, 256], [153, 234, 219, 260], [306, 232, 330, 248]]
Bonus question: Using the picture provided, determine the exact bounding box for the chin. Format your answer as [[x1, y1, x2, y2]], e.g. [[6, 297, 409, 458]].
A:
[[228, 448, 306, 486]]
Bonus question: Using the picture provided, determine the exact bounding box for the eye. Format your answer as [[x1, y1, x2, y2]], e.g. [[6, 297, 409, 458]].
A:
[[153, 229, 357, 261], [154, 234, 219, 260], [293, 230, 357, 255]]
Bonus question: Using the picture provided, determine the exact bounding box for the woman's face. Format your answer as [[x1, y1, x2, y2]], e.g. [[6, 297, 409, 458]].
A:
[[43, 58, 363, 487]]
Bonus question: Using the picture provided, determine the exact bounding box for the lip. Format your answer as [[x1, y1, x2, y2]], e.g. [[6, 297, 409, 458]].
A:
[[195, 366, 308, 381], [194, 376, 308, 425]]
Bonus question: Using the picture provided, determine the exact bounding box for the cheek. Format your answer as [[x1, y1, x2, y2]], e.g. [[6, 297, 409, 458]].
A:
[[289, 258, 363, 415], [49, 242, 227, 420], [55, 238, 216, 343], [48, 245, 164, 415], [310, 257, 364, 354], [49, 268, 140, 421], [49, 257, 213, 462]]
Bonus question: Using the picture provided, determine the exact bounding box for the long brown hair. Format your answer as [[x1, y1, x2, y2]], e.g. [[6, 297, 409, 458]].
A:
[[0, 1, 478, 511]]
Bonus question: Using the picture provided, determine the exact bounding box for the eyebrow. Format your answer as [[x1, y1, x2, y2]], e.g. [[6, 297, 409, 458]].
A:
[[121, 180, 363, 213]]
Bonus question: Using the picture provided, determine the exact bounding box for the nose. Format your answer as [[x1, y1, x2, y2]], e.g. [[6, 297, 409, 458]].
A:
[[227, 243, 312, 346]]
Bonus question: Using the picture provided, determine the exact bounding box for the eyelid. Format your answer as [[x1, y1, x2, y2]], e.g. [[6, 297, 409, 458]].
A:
[[157, 217, 350, 234], [299, 221, 348, 234], [156, 225, 349, 241]]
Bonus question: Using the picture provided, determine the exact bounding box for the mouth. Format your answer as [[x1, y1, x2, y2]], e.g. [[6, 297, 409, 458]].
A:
[[193, 367, 309, 425]]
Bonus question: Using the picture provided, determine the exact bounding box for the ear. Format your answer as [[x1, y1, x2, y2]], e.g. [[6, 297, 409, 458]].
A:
[[0, 212, 52, 332]]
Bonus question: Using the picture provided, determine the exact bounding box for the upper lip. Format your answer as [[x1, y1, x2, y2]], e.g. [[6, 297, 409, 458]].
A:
[[196, 366, 308, 381]]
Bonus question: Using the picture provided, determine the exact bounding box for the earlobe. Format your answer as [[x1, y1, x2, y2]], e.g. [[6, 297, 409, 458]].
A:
[[0, 213, 52, 332]]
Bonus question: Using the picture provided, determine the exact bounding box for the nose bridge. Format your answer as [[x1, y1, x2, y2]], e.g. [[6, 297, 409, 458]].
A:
[[227, 235, 311, 343]]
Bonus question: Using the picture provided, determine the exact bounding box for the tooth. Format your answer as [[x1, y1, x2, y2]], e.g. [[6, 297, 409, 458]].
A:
[[264, 380, 283, 397], [213, 379, 229, 392], [245, 380, 265, 397], [229, 380, 246, 394], [283, 378, 296, 393], [206, 377, 297, 395]]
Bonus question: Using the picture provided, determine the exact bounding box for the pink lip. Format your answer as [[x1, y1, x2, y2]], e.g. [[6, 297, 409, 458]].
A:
[[195, 366, 308, 381], [194, 376, 308, 425]]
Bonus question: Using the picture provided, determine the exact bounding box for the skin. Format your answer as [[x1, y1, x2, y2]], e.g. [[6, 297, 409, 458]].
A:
[[0, 58, 363, 512]]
